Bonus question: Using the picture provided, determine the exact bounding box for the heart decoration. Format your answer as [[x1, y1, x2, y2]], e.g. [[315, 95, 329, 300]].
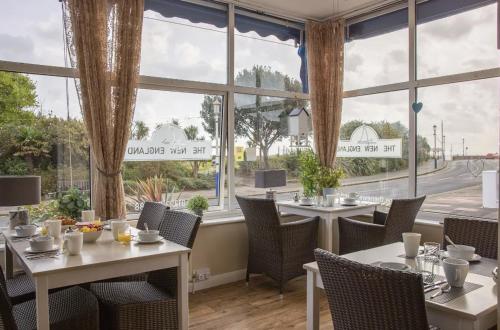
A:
[[466, 159, 485, 177], [412, 102, 423, 114]]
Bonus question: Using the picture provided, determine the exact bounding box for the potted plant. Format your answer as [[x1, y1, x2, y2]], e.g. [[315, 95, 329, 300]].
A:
[[58, 188, 90, 220], [187, 195, 209, 217], [316, 166, 344, 198], [298, 150, 320, 204]]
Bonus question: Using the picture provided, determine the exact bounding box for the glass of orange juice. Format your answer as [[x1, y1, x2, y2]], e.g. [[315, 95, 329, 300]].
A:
[[117, 228, 132, 244]]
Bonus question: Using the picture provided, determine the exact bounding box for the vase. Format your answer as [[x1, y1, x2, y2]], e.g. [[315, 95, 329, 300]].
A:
[[194, 209, 203, 217], [322, 188, 336, 198]]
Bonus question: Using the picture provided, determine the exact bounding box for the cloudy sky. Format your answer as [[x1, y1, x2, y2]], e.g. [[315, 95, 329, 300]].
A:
[[0, 0, 498, 158]]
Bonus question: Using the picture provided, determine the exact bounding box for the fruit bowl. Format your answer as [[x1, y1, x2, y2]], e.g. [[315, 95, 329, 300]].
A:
[[76, 222, 104, 243], [82, 230, 102, 243]]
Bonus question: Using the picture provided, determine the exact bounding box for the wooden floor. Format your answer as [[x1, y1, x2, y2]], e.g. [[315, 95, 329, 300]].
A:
[[189, 275, 333, 330]]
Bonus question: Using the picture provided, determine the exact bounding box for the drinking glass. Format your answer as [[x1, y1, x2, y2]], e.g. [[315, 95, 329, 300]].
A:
[[117, 228, 132, 244], [423, 242, 440, 257], [416, 254, 438, 284]]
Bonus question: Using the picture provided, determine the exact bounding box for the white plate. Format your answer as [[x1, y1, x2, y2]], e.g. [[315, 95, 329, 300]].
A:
[[12, 232, 39, 238], [24, 245, 60, 254], [134, 237, 164, 244], [442, 251, 482, 262], [379, 262, 411, 271], [341, 203, 358, 207]]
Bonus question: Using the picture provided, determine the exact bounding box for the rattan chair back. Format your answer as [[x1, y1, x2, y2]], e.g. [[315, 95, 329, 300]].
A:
[[0, 266, 19, 330], [158, 209, 201, 248], [315, 249, 430, 330], [136, 201, 169, 231], [443, 217, 498, 259], [383, 195, 426, 243]]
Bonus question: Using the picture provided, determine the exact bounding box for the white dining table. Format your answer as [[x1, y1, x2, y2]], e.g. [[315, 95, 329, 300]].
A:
[[3, 227, 191, 330], [304, 242, 498, 330], [276, 200, 379, 253]]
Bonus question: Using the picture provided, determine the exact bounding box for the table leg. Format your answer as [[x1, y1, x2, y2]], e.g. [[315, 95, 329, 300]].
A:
[[324, 216, 334, 253], [306, 270, 320, 330], [4, 242, 13, 279], [177, 253, 189, 330], [35, 276, 50, 330]]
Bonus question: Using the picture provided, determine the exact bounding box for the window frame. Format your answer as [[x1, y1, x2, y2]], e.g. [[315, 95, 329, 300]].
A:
[[1, 0, 497, 215]]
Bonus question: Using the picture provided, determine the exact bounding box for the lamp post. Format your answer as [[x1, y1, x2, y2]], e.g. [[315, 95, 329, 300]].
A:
[[433, 125, 437, 169], [213, 98, 221, 197], [462, 137, 465, 156]]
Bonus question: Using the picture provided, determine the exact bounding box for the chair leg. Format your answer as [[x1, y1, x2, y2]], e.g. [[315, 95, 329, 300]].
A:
[[245, 268, 250, 285]]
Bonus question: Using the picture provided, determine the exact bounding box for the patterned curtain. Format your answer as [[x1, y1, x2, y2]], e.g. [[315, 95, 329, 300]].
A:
[[63, 0, 144, 219], [306, 19, 345, 167]]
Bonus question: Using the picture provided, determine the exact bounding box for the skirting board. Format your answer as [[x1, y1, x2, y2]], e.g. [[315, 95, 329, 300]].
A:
[[190, 268, 246, 293]]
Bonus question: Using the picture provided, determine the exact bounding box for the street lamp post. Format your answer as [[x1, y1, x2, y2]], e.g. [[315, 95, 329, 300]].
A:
[[462, 137, 465, 156], [433, 125, 437, 169]]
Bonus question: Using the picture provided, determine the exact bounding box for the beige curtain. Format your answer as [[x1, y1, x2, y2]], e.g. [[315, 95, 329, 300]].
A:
[[63, 0, 144, 219], [306, 19, 345, 167]]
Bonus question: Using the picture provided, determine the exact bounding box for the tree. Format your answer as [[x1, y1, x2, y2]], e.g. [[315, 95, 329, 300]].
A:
[[0, 72, 38, 125], [200, 65, 307, 169], [131, 120, 149, 140], [183, 125, 204, 178]]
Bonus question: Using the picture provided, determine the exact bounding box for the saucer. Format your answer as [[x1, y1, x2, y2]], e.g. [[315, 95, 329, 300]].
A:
[[442, 251, 482, 262], [24, 245, 60, 254], [12, 232, 39, 238], [134, 237, 164, 244], [341, 203, 358, 207], [379, 262, 411, 271], [299, 203, 314, 206]]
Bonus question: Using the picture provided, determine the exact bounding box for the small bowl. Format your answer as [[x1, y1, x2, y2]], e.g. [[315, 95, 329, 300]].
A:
[[138, 230, 160, 242], [82, 230, 103, 243], [447, 244, 475, 260], [29, 236, 54, 252], [15, 225, 37, 237], [343, 198, 357, 204]]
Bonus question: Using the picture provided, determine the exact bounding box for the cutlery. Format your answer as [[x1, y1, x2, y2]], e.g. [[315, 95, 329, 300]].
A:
[[430, 283, 451, 299], [424, 280, 446, 289], [445, 235, 457, 248], [144, 223, 149, 232], [25, 253, 60, 260]]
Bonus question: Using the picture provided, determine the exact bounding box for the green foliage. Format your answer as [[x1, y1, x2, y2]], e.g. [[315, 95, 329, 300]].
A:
[[0, 72, 37, 125], [316, 166, 344, 190], [26, 200, 59, 223], [187, 195, 209, 213], [299, 150, 320, 197], [57, 188, 90, 220]]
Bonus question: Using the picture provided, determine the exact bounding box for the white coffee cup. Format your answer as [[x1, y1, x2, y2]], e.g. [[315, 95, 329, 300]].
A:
[[45, 220, 62, 239], [65, 231, 83, 255], [81, 210, 95, 222], [402, 232, 421, 258], [443, 258, 469, 287], [138, 230, 160, 242], [111, 221, 129, 241], [447, 244, 475, 260]]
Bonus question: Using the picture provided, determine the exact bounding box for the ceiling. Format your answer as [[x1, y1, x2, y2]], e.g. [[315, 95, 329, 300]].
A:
[[228, 0, 399, 21]]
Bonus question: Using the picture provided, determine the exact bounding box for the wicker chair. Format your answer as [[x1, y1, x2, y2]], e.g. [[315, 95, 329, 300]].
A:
[[136, 201, 169, 231], [0, 266, 99, 330], [236, 195, 320, 294], [338, 196, 426, 254], [89, 210, 201, 330], [314, 249, 436, 330], [443, 217, 498, 259]]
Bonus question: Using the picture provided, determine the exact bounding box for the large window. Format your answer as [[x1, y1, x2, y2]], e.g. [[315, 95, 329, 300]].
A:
[[0, 72, 90, 219], [343, 0, 499, 222], [0, 0, 65, 66], [416, 78, 499, 221], [340, 91, 409, 205], [235, 12, 306, 92], [141, 1, 227, 83], [234, 94, 310, 199], [124, 90, 224, 213], [344, 8, 409, 90], [417, 2, 498, 78]]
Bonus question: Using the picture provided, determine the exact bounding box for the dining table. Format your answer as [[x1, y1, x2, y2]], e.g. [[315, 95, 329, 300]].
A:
[[2, 226, 191, 330], [276, 200, 380, 253], [304, 242, 498, 330]]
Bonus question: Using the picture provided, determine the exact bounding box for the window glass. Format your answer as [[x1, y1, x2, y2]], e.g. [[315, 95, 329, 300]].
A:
[[234, 94, 310, 200], [417, 2, 498, 78], [416, 78, 499, 221], [0, 0, 65, 66], [344, 12, 408, 91], [125, 90, 224, 213], [141, 1, 227, 83], [339, 90, 409, 205], [0, 72, 90, 224], [235, 12, 305, 92]]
